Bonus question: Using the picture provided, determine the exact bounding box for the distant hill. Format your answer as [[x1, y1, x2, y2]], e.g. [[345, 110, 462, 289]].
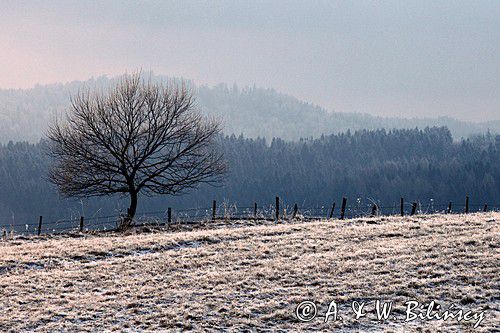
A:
[[0, 74, 498, 143]]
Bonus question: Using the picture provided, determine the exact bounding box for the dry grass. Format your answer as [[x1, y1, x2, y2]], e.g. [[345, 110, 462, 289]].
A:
[[0, 213, 498, 332]]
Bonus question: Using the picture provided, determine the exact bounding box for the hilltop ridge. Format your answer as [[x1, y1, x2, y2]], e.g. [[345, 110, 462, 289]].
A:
[[0, 74, 499, 143]]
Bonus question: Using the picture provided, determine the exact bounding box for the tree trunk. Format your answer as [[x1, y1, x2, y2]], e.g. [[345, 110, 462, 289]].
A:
[[120, 190, 138, 230]]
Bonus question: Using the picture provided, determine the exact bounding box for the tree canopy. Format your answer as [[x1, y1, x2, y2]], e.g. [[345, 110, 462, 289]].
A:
[[47, 74, 225, 228]]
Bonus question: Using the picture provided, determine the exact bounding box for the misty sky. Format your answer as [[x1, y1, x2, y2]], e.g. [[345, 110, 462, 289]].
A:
[[1, 0, 499, 121]]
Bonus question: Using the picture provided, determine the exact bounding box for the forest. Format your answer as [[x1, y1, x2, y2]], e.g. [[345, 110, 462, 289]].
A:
[[0, 126, 498, 228]]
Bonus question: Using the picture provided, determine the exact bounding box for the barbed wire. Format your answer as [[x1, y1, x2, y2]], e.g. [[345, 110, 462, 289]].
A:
[[0, 200, 498, 236]]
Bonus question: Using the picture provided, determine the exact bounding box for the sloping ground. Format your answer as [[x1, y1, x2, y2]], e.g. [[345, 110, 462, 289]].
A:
[[0, 213, 498, 332]]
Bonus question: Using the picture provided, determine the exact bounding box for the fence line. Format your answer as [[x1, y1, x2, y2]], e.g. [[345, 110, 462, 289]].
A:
[[0, 195, 498, 237]]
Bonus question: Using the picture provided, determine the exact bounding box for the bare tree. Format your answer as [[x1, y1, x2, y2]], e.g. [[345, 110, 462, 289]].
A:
[[47, 73, 226, 229]]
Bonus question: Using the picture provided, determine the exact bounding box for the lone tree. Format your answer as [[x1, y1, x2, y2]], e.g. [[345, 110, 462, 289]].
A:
[[47, 73, 226, 229]]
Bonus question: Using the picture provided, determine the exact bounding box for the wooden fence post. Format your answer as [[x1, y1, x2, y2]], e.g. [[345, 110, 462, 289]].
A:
[[465, 196, 469, 214], [37, 216, 42, 236], [329, 202, 336, 219], [167, 207, 172, 224], [253, 203, 257, 219], [212, 200, 217, 221], [340, 197, 347, 220], [400, 197, 404, 217], [483, 204, 488, 212], [79, 216, 84, 233], [292, 203, 298, 219], [411, 202, 417, 216], [275, 196, 280, 222], [371, 204, 377, 217], [447, 202, 452, 214]]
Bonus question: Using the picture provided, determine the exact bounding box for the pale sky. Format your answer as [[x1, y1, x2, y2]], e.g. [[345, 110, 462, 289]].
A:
[[1, 0, 499, 121]]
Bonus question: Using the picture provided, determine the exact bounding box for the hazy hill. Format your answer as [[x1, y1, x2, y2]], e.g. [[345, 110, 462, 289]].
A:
[[0, 74, 498, 143]]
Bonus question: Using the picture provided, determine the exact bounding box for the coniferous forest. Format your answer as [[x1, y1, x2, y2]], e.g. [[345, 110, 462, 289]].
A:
[[0, 126, 498, 227]]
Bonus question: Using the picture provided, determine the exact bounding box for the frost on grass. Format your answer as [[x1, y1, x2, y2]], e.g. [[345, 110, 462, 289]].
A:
[[0, 213, 498, 332]]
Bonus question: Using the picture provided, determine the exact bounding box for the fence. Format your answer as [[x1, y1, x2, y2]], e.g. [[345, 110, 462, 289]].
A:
[[1, 196, 498, 237]]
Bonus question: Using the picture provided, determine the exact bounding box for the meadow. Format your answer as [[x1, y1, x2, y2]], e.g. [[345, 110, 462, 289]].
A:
[[0, 213, 498, 332]]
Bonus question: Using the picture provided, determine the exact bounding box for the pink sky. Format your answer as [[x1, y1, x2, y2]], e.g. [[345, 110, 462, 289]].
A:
[[1, 1, 499, 122]]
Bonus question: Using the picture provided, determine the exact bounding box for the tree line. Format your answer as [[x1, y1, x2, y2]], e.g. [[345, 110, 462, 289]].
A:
[[0, 126, 498, 226]]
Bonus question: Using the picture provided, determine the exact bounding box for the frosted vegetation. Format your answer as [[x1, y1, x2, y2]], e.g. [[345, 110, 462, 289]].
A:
[[0, 213, 497, 331], [0, 127, 498, 227]]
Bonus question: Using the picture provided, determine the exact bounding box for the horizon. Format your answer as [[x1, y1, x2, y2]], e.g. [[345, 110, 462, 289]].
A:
[[1, 72, 499, 125]]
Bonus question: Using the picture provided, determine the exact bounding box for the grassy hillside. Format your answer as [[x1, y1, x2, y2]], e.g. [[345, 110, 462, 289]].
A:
[[0, 213, 498, 331]]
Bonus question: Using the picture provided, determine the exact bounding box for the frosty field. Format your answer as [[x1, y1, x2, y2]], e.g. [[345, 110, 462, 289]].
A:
[[0, 213, 498, 332]]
